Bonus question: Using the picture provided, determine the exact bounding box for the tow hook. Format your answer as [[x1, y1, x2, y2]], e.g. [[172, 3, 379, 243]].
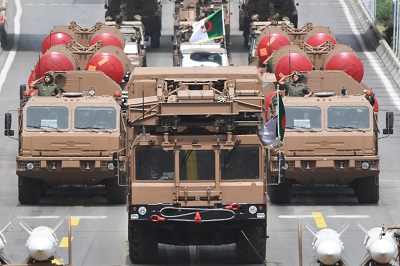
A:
[[150, 214, 166, 222], [225, 203, 240, 211]]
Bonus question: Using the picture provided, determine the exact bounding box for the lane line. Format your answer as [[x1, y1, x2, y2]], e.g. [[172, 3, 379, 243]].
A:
[[339, 0, 400, 111], [0, 0, 21, 92], [59, 236, 73, 247], [312, 212, 327, 228]]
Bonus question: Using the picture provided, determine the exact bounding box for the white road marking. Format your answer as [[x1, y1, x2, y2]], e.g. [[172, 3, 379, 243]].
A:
[[339, 0, 400, 111], [17, 215, 107, 219], [0, 0, 21, 93]]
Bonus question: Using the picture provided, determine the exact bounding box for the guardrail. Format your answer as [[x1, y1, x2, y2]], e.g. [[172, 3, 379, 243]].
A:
[[348, 0, 400, 88]]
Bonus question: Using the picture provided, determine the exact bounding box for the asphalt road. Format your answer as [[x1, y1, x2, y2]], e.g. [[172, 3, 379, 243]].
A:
[[0, 0, 399, 265]]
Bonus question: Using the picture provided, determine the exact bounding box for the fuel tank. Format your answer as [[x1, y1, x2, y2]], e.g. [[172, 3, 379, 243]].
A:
[[257, 27, 291, 64], [322, 44, 364, 82], [271, 45, 314, 81]]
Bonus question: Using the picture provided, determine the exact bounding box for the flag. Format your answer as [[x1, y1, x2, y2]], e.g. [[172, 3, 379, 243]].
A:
[[258, 91, 286, 148], [189, 8, 224, 44], [277, 90, 286, 143]]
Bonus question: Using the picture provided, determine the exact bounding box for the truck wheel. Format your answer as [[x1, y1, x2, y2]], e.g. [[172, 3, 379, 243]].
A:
[[267, 181, 292, 204], [354, 175, 379, 203], [151, 32, 160, 48], [18, 176, 41, 204], [237, 226, 266, 264], [105, 177, 126, 204], [128, 223, 158, 264]]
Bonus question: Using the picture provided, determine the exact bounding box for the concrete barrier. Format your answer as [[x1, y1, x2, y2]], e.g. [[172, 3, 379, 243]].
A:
[[347, 0, 400, 88]]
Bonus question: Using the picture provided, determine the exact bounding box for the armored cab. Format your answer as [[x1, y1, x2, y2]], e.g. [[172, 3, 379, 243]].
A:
[[4, 71, 128, 204], [262, 70, 393, 204], [104, 0, 162, 48], [114, 66, 270, 264], [239, 0, 298, 47]]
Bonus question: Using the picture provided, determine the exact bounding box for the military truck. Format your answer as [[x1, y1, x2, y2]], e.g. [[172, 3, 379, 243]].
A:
[[104, 0, 162, 48], [114, 66, 270, 264], [262, 70, 393, 204], [4, 71, 128, 204], [239, 0, 298, 47], [105, 20, 147, 67]]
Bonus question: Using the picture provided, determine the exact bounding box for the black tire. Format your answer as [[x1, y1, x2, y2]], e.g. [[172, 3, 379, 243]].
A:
[[267, 181, 292, 204], [243, 36, 249, 48], [354, 175, 379, 203], [128, 223, 158, 264], [151, 31, 160, 48], [105, 177, 127, 204], [18, 176, 41, 204], [237, 226, 266, 264]]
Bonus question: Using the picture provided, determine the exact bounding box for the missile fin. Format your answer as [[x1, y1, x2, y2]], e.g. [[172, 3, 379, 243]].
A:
[[53, 251, 64, 263], [0, 251, 13, 264], [0, 222, 11, 235], [307, 255, 318, 266], [340, 256, 350, 266], [359, 253, 371, 266], [19, 220, 33, 234], [337, 221, 349, 236], [306, 224, 318, 238], [52, 219, 64, 233], [357, 222, 370, 236]]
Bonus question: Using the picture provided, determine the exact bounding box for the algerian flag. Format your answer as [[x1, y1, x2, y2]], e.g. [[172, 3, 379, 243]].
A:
[[189, 8, 224, 44], [258, 91, 286, 148]]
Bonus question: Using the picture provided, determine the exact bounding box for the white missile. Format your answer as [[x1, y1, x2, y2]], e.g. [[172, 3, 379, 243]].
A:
[[20, 220, 64, 262], [358, 223, 398, 265], [0, 222, 13, 264], [306, 222, 349, 266]]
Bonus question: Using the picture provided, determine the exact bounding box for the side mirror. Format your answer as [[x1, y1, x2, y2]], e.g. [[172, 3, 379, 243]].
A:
[[4, 113, 14, 136], [20, 84, 26, 101], [383, 111, 394, 135], [112, 151, 119, 178]]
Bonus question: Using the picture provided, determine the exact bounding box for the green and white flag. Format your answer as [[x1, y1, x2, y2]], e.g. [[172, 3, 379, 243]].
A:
[[189, 8, 224, 44]]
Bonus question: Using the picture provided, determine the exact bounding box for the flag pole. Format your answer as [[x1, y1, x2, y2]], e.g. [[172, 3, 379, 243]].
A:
[[276, 88, 282, 184], [221, 6, 226, 51]]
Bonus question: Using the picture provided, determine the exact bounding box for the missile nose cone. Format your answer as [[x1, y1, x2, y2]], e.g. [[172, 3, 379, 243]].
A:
[[28, 236, 55, 261], [316, 240, 342, 265], [370, 240, 397, 264]]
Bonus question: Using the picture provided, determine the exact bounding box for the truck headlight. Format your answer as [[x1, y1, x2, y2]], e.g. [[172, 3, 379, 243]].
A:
[[26, 162, 34, 170], [361, 162, 369, 170], [138, 206, 147, 215], [248, 205, 257, 214], [107, 163, 115, 171]]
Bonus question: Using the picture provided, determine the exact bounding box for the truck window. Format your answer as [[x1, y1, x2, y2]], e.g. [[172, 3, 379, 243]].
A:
[[220, 146, 260, 180], [285, 107, 321, 129], [179, 150, 215, 180], [26, 106, 69, 130], [328, 106, 370, 129], [74, 107, 117, 130], [135, 147, 174, 181]]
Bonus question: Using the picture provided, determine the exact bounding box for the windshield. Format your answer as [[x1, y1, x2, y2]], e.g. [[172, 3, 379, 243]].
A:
[[221, 146, 260, 180], [285, 107, 322, 129], [26, 106, 69, 130], [328, 106, 370, 129], [179, 150, 215, 180], [74, 107, 117, 130], [182, 52, 226, 67], [135, 147, 175, 180]]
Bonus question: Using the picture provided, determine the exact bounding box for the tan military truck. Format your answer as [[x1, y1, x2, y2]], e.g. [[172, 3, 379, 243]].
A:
[[263, 70, 393, 204], [105, 20, 147, 67], [4, 71, 127, 204], [104, 0, 162, 48], [239, 0, 298, 47], [114, 66, 269, 264]]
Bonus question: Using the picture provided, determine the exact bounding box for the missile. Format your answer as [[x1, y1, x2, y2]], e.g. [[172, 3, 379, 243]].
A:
[[306, 222, 349, 265], [358, 223, 398, 265], [0, 222, 13, 264], [20, 219, 64, 262]]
